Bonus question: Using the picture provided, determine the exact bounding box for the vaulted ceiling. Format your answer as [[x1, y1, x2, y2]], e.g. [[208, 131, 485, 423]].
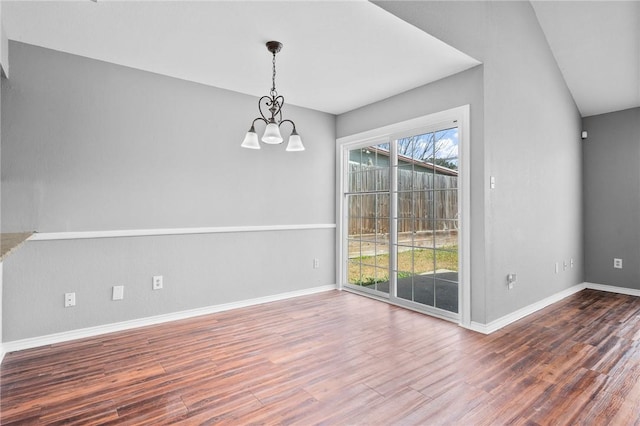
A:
[[531, 1, 640, 117]]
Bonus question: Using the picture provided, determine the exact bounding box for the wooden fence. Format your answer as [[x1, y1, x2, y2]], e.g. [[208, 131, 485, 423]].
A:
[[348, 163, 458, 235]]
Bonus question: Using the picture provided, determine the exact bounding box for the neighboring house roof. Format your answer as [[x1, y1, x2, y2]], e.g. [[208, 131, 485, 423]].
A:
[[366, 146, 459, 177]]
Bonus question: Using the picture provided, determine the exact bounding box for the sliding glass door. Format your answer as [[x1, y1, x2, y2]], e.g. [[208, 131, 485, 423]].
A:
[[339, 108, 468, 322]]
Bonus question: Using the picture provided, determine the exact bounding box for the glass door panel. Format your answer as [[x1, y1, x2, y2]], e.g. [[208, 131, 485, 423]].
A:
[[345, 144, 390, 296], [393, 127, 459, 314]]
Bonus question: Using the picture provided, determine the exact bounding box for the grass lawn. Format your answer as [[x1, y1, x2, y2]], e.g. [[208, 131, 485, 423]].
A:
[[349, 247, 458, 285]]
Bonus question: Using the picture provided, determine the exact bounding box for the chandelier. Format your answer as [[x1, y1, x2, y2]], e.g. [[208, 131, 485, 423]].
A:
[[241, 41, 304, 152]]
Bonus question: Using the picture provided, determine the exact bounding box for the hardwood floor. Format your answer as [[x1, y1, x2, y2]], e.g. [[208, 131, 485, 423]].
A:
[[2, 289, 640, 425]]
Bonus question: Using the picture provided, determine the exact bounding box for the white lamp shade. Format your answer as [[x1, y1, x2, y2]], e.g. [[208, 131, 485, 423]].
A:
[[262, 123, 283, 144], [241, 130, 260, 149], [285, 133, 305, 151]]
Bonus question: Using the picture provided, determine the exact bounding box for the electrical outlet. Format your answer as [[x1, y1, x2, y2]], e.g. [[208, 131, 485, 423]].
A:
[[112, 285, 124, 301], [313, 259, 320, 269], [65, 292, 76, 308], [614, 258, 623, 269], [507, 274, 517, 290], [571, 258, 575, 268], [563, 261, 568, 271], [152, 275, 163, 290]]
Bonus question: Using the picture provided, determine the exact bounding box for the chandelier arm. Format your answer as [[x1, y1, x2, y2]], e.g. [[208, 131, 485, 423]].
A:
[[278, 119, 297, 132], [251, 117, 268, 128]]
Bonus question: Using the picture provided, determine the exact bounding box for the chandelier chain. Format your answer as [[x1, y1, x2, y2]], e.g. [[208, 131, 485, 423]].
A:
[[271, 51, 277, 97]]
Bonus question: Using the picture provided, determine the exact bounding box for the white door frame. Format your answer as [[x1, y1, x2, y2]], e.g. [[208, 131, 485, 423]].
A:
[[336, 105, 471, 327]]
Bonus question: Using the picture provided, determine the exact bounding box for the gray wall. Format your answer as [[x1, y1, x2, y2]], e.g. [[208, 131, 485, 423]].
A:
[[2, 42, 334, 232], [0, 87, 2, 346], [365, 1, 583, 323], [583, 107, 640, 289], [1, 0, 4, 343], [3, 229, 334, 340], [1, 42, 336, 341]]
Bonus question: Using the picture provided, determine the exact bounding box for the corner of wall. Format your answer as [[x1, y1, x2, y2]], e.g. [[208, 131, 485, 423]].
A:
[[0, 262, 4, 363], [582, 108, 640, 290], [0, 0, 4, 360], [465, 283, 585, 334], [0, 1, 8, 78]]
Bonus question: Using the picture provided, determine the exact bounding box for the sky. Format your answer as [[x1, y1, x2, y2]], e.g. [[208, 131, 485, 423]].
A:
[[397, 126, 459, 168]]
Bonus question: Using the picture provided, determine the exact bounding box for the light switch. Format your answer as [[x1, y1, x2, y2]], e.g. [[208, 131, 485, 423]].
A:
[[112, 285, 124, 301]]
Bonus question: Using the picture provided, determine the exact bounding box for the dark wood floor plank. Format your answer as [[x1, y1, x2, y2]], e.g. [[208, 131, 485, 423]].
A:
[[3, 289, 640, 424]]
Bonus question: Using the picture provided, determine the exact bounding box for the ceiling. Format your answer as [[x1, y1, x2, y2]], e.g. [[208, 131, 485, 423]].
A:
[[531, 1, 640, 117], [2, 1, 638, 118], [1, 0, 480, 115]]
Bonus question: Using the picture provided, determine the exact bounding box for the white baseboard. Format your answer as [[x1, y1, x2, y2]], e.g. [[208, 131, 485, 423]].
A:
[[2, 285, 337, 355], [4, 281, 638, 356], [464, 282, 640, 335], [464, 283, 587, 334], [584, 282, 640, 297]]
